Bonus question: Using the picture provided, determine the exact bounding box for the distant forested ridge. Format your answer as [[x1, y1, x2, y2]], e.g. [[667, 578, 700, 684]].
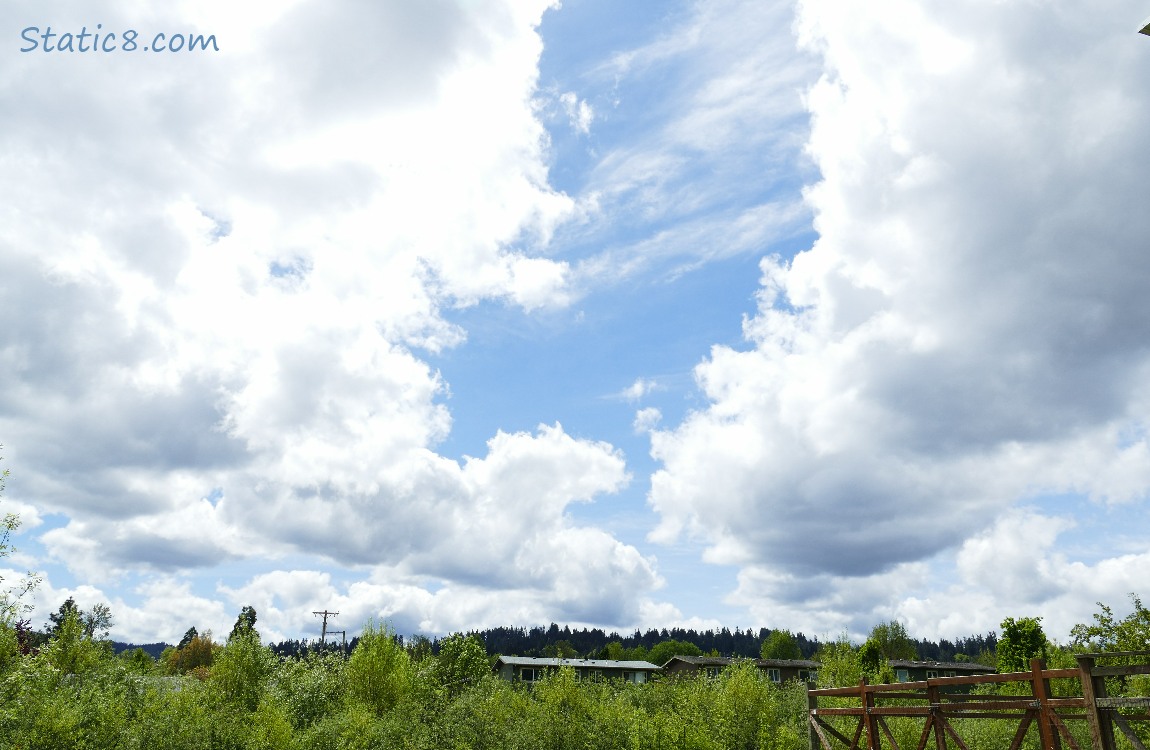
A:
[[260, 624, 997, 663], [470, 625, 815, 659], [465, 624, 997, 662], [112, 623, 998, 664]]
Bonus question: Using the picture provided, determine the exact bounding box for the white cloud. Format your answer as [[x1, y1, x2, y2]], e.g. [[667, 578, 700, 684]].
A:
[[619, 378, 658, 402], [633, 407, 663, 434], [553, 0, 818, 289], [560, 91, 594, 135], [0, 0, 675, 640], [648, 0, 1150, 637]]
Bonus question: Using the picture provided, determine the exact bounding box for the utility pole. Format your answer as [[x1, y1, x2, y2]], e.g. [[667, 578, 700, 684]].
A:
[[313, 610, 339, 648]]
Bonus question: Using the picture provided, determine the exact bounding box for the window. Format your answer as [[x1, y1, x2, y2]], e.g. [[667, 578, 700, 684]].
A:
[[896, 670, 910, 683], [926, 670, 938, 679], [945, 671, 956, 678], [520, 668, 542, 682], [705, 667, 722, 679], [766, 668, 782, 683], [622, 671, 647, 684], [799, 670, 817, 683]]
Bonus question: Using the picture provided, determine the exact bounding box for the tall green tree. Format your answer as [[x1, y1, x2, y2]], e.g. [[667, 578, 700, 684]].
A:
[[761, 629, 803, 660], [229, 605, 258, 642], [434, 632, 489, 697], [868, 620, 917, 660], [211, 628, 277, 711], [815, 634, 863, 688], [997, 616, 1047, 673], [1070, 594, 1150, 653], [647, 638, 703, 667], [46, 597, 113, 639], [858, 639, 893, 682], [346, 619, 412, 715], [178, 626, 199, 649]]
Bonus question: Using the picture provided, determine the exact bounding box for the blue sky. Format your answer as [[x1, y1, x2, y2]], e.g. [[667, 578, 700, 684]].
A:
[[2, 0, 1150, 647]]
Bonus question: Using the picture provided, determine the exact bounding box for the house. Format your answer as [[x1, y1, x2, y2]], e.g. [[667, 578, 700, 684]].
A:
[[493, 656, 661, 684], [661, 655, 820, 683], [888, 659, 995, 683]]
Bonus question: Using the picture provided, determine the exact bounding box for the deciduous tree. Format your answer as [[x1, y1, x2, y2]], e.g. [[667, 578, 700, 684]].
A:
[[346, 619, 412, 715], [997, 616, 1047, 673], [761, 629, 803, 660], [1070, 594, 1150, 653], [868, 620, 917, 660], [1, 450, 39, 623], [647, 638, 703, 667], [435, 632, 489, 697]]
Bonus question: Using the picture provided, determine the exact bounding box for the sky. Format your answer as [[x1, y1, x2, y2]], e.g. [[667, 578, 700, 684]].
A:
[[2, 0, 1149, 648]]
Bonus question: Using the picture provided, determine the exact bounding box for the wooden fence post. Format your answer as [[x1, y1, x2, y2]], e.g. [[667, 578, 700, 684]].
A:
[[862, 678, 880, 750], [1030, 658, 1062, 750], [809, 687, 821, 750], [1076, 654, 1115, 750], [927, 684, 947, 750]]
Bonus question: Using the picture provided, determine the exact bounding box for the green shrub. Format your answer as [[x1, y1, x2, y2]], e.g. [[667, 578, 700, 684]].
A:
[[270, 651, 347, 730], [345, 620, 412, 716]]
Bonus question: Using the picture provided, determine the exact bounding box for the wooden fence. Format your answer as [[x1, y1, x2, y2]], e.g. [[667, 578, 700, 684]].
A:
[[807, 653, 1150, 750]]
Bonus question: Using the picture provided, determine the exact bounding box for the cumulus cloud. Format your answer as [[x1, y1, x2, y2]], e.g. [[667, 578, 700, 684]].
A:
[[633, 407, 663, 434], [0, 0, 671, 639], [648, 0, 1150, 637]]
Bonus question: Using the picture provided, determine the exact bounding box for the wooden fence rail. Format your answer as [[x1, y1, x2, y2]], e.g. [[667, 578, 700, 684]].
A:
[[807, 654, 1150, 750]]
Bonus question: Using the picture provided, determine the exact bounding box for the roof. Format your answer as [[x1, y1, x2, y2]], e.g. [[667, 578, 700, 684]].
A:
[[663, 655, 989, 671], [889, 659, 995, 671], [494, 656, 660, 670], [662, 655, 820, 669]]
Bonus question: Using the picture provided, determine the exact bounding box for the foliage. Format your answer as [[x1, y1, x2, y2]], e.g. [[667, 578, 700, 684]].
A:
[[178, 626, 199, 649], [1070, 594, 1150, 653], [0, 450, 40, 624], [345, 619, 412, 715], [229, 604, 258, 642], [542, 638, 578, 658], [647, 638, 703, 666], [270, 650, 347, 730], [163, 630, 218, 674], [405, 633, 433, 662], [210, 627, 277, 711], [857, 639, 895, 683], [47, 596, 114, 639], [121, 647, 157, 675], [867, 620, 917, 660], [816, 633, 863, 688], [1070, 594, 1150, 696], [997, 617, 1047, 673], [42, 606, 114, 677], [434, 631, 489, 697], [761, 629, 803, 660], [4, 609, 1131, 749]]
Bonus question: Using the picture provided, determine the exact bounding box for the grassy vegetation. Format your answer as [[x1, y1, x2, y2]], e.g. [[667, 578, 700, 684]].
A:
[[0, 612, 813, 750]]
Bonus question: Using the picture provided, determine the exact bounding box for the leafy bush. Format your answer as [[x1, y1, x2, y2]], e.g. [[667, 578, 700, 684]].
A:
[[344, 619, 412, 715], [210, 629, 277, 712], [270, 651, 347, 730]]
